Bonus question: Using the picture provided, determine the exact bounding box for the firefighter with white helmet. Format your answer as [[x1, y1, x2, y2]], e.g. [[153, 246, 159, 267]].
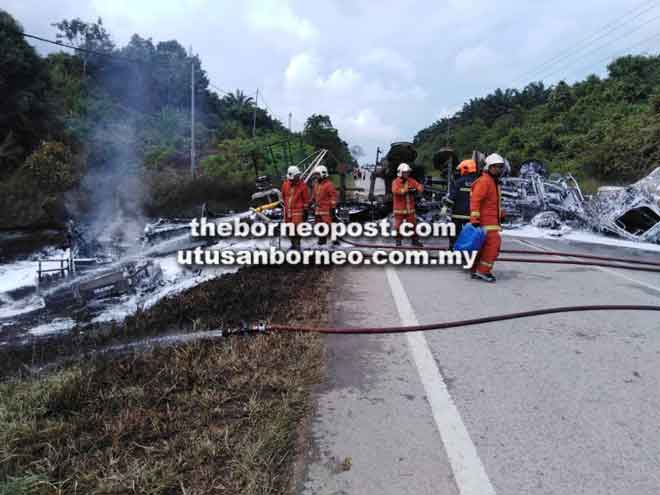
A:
[[311, 165, 338, 246], [469, 153, 506, 282], [281, 165, 309, 250], [392, 162, 424, 247], [397, 162, 412, 176], [287, 165, 301, 180]]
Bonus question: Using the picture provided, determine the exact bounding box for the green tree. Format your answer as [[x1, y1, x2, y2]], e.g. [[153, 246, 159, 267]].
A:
[[0, 10, 53, 173], [414, 53, 660, 182], [303, 114, 356, 168], [23, 141, 78, 192]]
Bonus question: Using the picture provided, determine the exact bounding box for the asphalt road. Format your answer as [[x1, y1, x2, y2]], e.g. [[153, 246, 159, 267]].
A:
[[299, 173, 660, 494]]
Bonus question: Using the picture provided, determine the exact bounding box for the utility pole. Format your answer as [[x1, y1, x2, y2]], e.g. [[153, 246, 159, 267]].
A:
[[288, 112, 292, 132], [190, 46, 196, 177], [369, 147, 381, 203], [446, 118, 451, 146], [252, 88, 259, 138]]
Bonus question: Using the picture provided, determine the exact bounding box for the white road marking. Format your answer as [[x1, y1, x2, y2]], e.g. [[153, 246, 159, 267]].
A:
[[514, 238, 660, 294], [385, 266, 496, 495]]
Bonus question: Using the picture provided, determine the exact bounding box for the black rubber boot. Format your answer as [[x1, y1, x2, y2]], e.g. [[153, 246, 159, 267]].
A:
[[472, 272, 496, 283]]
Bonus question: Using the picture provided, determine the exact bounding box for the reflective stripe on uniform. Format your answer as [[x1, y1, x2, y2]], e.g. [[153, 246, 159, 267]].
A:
[[460, 188, 472, 193], [451, 214, 470, 220], [479, 261, 493, 267], [394, 208, 414, 215], [470, 211, 481, 217], [484, 225, 502, 232]]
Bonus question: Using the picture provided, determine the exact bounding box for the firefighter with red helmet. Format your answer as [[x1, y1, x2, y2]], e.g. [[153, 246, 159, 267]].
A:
[[444, 159, 479, 249]]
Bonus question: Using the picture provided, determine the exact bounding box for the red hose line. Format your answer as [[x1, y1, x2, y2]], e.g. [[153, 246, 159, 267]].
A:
[[269, 305, 660, 334], [497, 257, 660, 273], [502, 249, 660, 267], [339, 238, 660, 267]]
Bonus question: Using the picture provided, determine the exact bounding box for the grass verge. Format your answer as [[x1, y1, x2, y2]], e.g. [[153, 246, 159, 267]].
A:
[[0, 265, 331, 494]]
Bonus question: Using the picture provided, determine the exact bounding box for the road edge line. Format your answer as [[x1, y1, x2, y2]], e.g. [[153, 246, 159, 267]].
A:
[[385, 266, 496, 495]]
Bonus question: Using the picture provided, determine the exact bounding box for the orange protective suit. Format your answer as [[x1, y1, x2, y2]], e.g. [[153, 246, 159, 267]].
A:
[[312, 178, 338, 224], [469, 173, 504, 274], [392, 176, 423, 233], [281, 179, 310, 224]]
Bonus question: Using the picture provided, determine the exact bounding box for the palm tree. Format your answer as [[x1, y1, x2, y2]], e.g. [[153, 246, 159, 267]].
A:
[[223, 90, 255, 110], [221, 90, 256, 128]]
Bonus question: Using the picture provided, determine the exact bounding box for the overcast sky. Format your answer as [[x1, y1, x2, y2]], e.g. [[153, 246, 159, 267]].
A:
[[5, 0, 660, 162]]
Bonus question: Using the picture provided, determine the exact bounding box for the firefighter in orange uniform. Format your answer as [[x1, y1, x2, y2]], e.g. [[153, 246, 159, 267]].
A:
[[311, 165, 339, 246], [392, 163, 424, 247], [469, 153, 506, 282], [444, 158, 479, 249], [281, 165, 310, 250]]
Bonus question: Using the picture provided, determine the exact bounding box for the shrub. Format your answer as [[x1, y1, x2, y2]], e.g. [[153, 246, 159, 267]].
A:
[[22, 141, 76, 193]]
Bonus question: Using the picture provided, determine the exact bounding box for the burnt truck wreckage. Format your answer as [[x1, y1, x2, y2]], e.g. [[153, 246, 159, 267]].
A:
[[23, 147, 660, 317], [495, 158, 660, 244], [368, 145, 660, 244], [588, 167, 660, 243], [499, 159, 586, 223]]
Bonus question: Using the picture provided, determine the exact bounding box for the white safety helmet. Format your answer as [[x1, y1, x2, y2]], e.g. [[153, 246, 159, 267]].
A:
[[397, 162, 412, 177], [483, 153, 505, 171], [314, 165, 329, 179], [287, 165, 302, 180]]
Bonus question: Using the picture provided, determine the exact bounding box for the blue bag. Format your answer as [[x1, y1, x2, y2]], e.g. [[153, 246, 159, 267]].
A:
[[453, 223, 486, 252]]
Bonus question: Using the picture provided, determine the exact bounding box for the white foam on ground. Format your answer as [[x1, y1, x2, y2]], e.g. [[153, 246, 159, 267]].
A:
[[0, 249, 69, 293], [0, 249, 70, 320], [156, 255, 186, 282], [0, 296, 45, 321], [88, 238, 270, 324], [0, 261, 38, 293], [28, 318, 75, 336], [504, 225, 660, 253]]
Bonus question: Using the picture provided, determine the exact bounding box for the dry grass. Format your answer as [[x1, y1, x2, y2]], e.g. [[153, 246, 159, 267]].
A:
[[1, 265, 332, 379], [0, 266, 332, 494]]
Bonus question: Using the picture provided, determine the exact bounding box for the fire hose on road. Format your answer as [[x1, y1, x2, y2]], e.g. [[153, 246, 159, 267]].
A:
[[171, 238, 660, 339], [266, 305, 660, 335], [27, 305, 660, 371], [338, 238, 660, 273]]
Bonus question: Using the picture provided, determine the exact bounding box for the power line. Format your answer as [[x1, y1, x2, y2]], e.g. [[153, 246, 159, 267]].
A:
[[9, 28, 140, 64], [258, 90, 287, 125], [432, 2, 660, 128], [513, 0, 659, 84], [570, 28, 660, 77], [208, 83, 231, 96], [534, 13, 660, 83]]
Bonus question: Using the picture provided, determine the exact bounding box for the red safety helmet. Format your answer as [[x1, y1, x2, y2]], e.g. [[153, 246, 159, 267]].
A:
[[457, 159, 477, 176]]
